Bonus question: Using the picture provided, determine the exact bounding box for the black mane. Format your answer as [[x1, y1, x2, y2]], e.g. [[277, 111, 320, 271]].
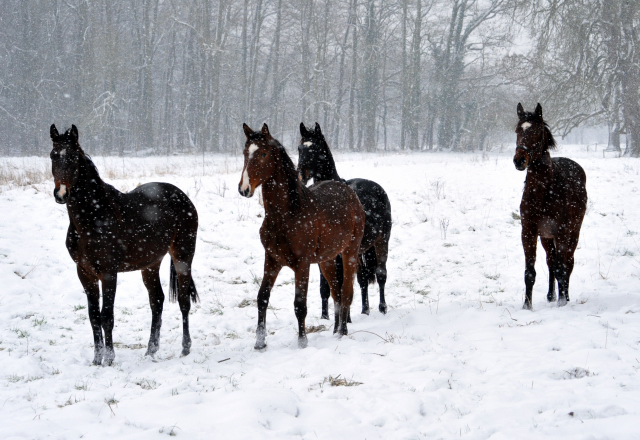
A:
[[275, 141, 305, 210]]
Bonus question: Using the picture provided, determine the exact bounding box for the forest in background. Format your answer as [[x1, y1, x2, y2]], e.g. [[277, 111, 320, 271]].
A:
[[1, 0, 638, 156]]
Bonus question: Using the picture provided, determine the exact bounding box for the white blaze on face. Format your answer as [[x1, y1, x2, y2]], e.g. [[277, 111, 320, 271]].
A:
[[521, 122, 532, 132], [241, 168, 251, 192], [241, 144, 259, 192], [303, 141, 313, 146], [60, 149, 66, 156], [57, 184, 67, 198]]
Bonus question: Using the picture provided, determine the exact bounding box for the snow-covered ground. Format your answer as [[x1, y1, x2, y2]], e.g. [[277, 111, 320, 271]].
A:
[[1, 146, 639, 439]]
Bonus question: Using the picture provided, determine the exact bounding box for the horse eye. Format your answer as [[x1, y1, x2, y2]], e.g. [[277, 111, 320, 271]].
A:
[[261, 152, 267, 158]]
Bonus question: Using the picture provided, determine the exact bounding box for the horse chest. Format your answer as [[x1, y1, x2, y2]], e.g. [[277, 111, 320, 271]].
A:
[[260, 217, 318, 264]]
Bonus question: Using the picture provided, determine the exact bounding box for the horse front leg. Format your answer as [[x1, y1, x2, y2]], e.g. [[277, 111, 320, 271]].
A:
[[255, 254, 282, 350], [78, 266, 103, 365], [521, 225, 537, 310], [100, 272, 118, 365], [293, 263, 310, 348]]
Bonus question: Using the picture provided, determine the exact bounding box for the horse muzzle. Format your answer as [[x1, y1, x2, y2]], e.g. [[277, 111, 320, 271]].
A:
[[238, 184, 253, 198], [513, 157, 528, 171], [513, 147, 529, 171], [54, 183, 69, 204], [298, 169, 310, 185]]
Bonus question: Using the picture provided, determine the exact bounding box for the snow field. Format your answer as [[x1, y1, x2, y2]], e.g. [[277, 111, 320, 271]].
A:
[[0, 148, 639, 439]]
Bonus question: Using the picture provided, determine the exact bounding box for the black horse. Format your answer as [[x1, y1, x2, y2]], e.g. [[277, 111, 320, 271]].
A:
[[50, 124, 199, 365], [513, 104, 587, 309], [297, 122, 392, 318]]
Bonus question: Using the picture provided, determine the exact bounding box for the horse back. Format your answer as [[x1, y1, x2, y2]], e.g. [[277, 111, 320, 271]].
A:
[[551, 158, 588, 211], [108, 182, 197, 271], [308, 180, 364, 218]]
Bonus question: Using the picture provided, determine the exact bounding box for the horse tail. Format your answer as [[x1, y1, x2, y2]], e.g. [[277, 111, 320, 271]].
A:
[[169, 259, 178, 302], [360, 246, 377, 285], [169, 258, 199, 304], [188, 275, 199, 304]]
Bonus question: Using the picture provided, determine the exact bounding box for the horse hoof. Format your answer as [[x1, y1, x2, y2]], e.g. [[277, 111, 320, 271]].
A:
[[145, 345, 159, 357], [547, 294, 557, 303], [254, 342, 267, 350], [557, 297, 568, 307], [181, 348, 190, 357], [361, 307, 370, 315], [522, 302, 533, 311], [321, 313, 330, 320], [379, 304, 387, 314], [103, 348, 115, 366], [298, 336, 308, 349]]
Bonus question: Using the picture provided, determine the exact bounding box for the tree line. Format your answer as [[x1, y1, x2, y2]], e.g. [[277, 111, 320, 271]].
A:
[[1, 0, 638, 156]]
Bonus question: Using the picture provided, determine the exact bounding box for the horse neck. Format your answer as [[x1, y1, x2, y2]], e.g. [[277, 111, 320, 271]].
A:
[[66, 157, 113, 229], [262, 161, 304, 218], [314, 143, 341, 181], [525, 151, 553, 189]]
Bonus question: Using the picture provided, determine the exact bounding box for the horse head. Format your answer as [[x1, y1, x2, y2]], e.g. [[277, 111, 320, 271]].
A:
[[514, 103, 556, 171], [238, 123, 280, 198], [50, 124, 83, 204], [297, 122, 332, 185]]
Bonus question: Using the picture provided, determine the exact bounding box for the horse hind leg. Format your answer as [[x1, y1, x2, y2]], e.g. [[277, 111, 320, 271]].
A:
[[337, 242, 359, 336], [334, 255, 351, 323], [319, 270, 331, 320], [556, 233, 579, 307], [169, 230, 198, 356], [540, 238, 557, 303], [318, 259, 341, 335], [356, 248, 374, 315], [374, 238, 389, 314], [141, 262, 164, 357]]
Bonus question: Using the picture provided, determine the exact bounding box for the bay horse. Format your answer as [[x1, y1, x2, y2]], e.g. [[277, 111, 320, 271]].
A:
[[297, 122, 392, 318], [238, 123, 365, 349], [513, 104, 587, 309], [50, 124, 199, 365]]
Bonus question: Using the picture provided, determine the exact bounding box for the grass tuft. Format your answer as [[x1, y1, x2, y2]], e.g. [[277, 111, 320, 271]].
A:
[[322, 374, 363, 387]]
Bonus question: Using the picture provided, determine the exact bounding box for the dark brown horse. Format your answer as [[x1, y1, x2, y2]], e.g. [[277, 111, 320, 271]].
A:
[[514, 104, 587, 309], [297, 122, 392, 318], [50, 124, 199, 365], [238, 123, 365, 349]]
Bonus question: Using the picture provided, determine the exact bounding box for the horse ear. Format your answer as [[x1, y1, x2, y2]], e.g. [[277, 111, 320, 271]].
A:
[[50, 124, 59, 140], [243, 123, 253, 139], [300, 122, 308, 137], [70, 124, 79, 141], [535, 103, 543, 119], [261, 123, 270, 137], [314, 122, 323, 137], [517, 103, 525, 119]]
